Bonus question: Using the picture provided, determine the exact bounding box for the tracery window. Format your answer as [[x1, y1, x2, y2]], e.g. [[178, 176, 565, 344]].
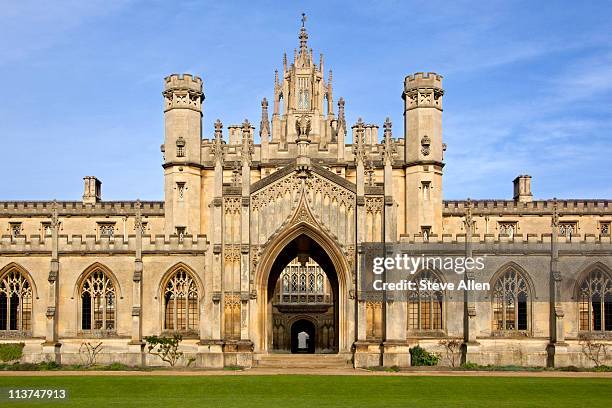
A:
[[600, 222, 610, 236], [98, 222, 115, 238], [0, 269, 33, 334], [9, 222, 22, 237], [80, 269, 116, 332], [279, 258, 329, 304], [408, 270, 443, 331], [578, 268, 612, 332], [492, 268, 530, 332], [559, 222, 577, 239], [499, 221, 517, 238], [163, 269, 199, 332]]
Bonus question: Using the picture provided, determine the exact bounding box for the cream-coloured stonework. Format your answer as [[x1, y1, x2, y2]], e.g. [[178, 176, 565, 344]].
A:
[[1, 20, 611, 369]]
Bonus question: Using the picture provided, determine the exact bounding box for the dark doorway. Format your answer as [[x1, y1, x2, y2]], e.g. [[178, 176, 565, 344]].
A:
[[291, 319, 315, 353]]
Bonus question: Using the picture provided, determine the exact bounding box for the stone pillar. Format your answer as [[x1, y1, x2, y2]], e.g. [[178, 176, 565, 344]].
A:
[[352, 119, 370, 367], [43, 201, 61, 363], [461, 200, 480, 364], [548, 199, 568, 367], [379, 118, 409, 367], [237, 120, 254, 366], [203, 120, 224, 367], [129, 200, 145, 365]]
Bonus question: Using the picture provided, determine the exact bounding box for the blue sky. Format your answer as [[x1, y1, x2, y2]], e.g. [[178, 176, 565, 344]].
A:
[[0, 0, 611, 200]]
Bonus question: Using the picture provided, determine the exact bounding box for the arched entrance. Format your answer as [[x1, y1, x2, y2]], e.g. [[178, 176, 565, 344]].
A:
[[291, 319, 315, 353], [253, 223, 353, 354]]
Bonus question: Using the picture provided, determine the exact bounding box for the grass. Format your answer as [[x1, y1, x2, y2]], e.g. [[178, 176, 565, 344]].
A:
[[0, 375, 610, 407]]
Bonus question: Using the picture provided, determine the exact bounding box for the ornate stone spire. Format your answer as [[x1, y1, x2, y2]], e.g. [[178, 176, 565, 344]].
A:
[[464, 198, 475, 233], [211, 119, 225, 164], [241, 119, 254, 165], [299, 13, 308, 51], [337, 97, 346, 135], [366, 160, 375, 186], [352, 118, 367, 163], [381, 117, 397, 165], [260, 98, 270, 139]]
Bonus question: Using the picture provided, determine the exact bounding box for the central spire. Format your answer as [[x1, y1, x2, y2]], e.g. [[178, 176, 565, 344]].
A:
[[299, 13, 308, 54]]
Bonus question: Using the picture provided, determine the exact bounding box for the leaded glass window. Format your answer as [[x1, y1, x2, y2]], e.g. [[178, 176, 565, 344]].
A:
[[0, 269, 32, 334], [578, 268, 612, 332], [493, 268, 530, 331], [81, 269, 116, 332], [163, 269, 199, 332], [407, 270, 443, 331]]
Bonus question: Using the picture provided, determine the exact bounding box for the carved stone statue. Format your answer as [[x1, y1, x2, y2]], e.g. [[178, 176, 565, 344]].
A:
[[295, 115, 311, 139]]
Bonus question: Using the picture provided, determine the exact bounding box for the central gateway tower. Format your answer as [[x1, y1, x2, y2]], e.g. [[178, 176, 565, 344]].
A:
[[160, 17, 445, 367]]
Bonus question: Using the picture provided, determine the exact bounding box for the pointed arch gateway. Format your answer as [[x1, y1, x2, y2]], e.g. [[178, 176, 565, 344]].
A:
[[253, 195, 354, 354]]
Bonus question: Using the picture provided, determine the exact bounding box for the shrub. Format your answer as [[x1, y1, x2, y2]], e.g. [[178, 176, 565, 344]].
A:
[[144, 334, 184, 367], [460, 362, 479, 370], [107, 362, 128, 371], [438, 339, 462, 367], [410, 345, 440, 366], [79, 341, 104, 367], [0, 343, 25, 362]]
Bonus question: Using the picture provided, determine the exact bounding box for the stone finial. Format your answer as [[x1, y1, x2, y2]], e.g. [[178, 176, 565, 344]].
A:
[[337, 97, 346, 135], [211, 119, 225, 164], [50, 200, 60, 230], [381, 117, 397, 165], [464, 198, 474, 232], [260, 98, 270, 139], [134, 199, 143, 232], [551, 198, 559, 228], [241, 119, 254, 165], [352, 118, 366, 164]]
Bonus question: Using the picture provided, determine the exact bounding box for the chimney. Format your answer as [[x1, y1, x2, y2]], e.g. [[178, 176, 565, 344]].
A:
[[513, 175, 532, 203], [83, 176, 102, 204]]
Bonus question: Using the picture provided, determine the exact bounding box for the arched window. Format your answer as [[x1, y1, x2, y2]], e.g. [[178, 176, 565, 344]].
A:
[[578, 268, 612, 332], [163, 269, 199, 332], [492, 268, 530, 331], [80, 269, 116, 332], [0, 268, 33, 333], [408, 271, 443, 331]]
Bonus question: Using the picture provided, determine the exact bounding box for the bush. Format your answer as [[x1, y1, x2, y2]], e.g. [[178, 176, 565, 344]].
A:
[[144, 334, 184, 367], [106, 362, 128, 371], [460, 362, 479, 370], [410, 345, 440, 366], [0, 343, 25, 362]]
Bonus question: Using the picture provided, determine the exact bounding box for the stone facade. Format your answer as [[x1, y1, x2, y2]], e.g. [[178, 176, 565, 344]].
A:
[[1, 20, 611, 368]]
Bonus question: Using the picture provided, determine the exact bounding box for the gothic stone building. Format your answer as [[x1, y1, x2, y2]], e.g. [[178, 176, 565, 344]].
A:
[[1, 22, 611, 368]]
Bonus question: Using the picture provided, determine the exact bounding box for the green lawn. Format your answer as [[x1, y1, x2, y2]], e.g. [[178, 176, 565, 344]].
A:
[[0, 375, 610, 407]]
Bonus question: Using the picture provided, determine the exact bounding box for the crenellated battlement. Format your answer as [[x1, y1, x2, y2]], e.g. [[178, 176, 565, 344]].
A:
[[0, 233, 208, 254], [404, 72, 443, 91], [0, 201, 164, 217], [443, 199, 612, 216], [397, 232, 612, 246], [163, 73, 203, 92]]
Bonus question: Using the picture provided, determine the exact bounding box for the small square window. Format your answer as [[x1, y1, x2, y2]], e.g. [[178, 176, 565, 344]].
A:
[[499, 221, 518, 238], [176, 227, 186, 242], [98, 223, 115, 238], [9, 222, 22, 237], [177, 182, 186, 200]]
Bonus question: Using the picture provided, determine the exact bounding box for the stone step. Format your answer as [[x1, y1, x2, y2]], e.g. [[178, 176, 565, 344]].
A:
[[254, 353, 353, 368]]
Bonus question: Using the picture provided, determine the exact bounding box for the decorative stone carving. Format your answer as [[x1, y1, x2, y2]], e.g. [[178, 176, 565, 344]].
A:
[[420, 135, 431, 156]]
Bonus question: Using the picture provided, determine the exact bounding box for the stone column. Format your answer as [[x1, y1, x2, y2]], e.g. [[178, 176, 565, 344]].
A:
[[461, 200, 480, 364], [129, 200, 145, 365], [43, 201, 61, 363], [379, 119, 409, 367], [548, 199, 568, 367], [201, 120, 224, 368]]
